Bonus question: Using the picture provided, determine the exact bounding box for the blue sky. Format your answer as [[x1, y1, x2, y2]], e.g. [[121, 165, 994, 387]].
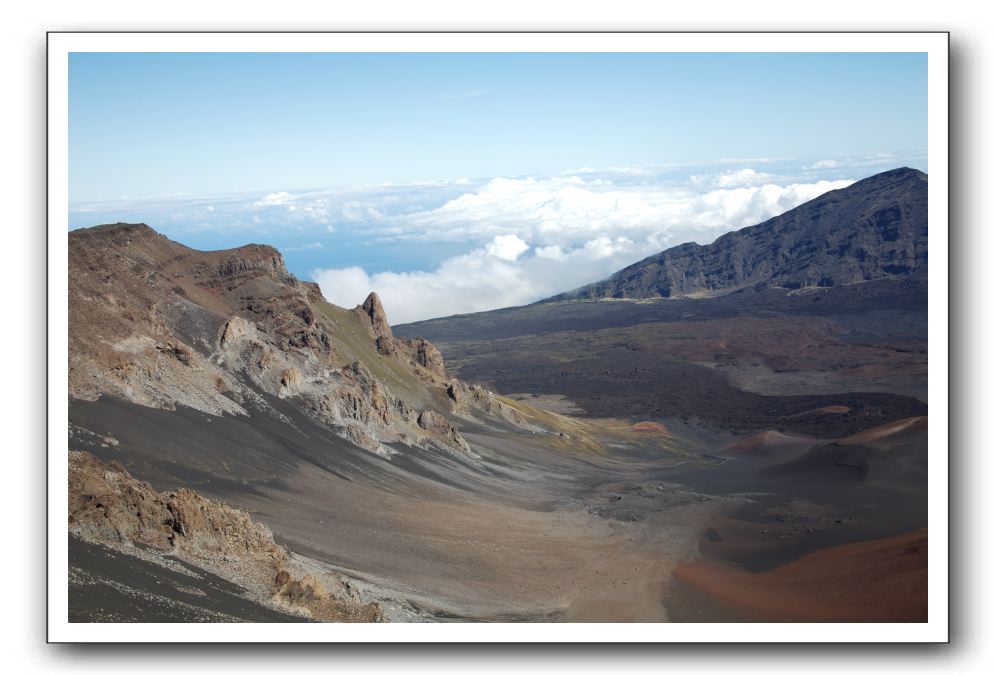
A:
[[69, 52, 928, 322]]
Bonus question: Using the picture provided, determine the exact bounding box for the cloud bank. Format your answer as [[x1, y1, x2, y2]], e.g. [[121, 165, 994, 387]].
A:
[[312, 233, 645, 324], [310, 169, 854, 323], [70, 154, 926, 324]]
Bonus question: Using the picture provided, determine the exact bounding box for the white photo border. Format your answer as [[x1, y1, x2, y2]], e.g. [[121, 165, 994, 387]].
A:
[[47, 31, 949, 643]]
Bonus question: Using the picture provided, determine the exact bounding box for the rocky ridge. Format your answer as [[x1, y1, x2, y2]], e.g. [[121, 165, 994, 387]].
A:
[[547, 167, 928, 301], [69, 223, 532, 459]]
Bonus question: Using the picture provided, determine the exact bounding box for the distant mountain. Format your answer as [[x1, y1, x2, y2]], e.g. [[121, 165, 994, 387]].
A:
[[545, 167, 927, 302]]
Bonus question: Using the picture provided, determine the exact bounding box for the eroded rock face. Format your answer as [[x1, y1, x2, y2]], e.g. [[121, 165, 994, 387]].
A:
[[374, 334, 447, 379], [416, 410, 473, 454], [416, 409, 449, 434], [448, 380, 523, 425], [303, 360, 474, 456], [300, 281, 325, 305], [68, 450, 383, 622], [402, 338, 446, 377], [210, 245, 293, 283], [68, 450, 286, 563], [69, 223, 528, 461]]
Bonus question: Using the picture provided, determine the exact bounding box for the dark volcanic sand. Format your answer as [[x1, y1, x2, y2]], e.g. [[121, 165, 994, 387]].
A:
[[70, 395, 739, 621], [70, 387, 928, 621], [395, 274, 928, 437], [662, 417, 928, 622], [69, 535, 306, 622]]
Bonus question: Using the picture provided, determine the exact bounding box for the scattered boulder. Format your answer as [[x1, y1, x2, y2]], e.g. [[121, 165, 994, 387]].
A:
[[416, 410, 473, 454], [279, 367, 303, 394], [155, 340, 195, 366], [417, 410, 449, 434], [220, 316, 253, 348], [375, 335, 398, 357], [272, 568, 383, 622]]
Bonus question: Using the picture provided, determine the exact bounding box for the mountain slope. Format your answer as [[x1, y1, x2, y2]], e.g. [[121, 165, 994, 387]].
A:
[[396, 166, 930, 436], [68, 222, 529, 458], [546, 167, 927, 301], [68, 221, 929, 623]]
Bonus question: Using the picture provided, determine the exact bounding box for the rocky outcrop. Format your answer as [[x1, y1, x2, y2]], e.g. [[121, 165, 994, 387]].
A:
[[447, 380, 524, 426], [68, 224, 332, 414], [301, 281, 326, 305], [304, 359, 473, 456], [374, 334, 447, 379], [69, 222, 531, 462], [547, 167, 928, 301], [211, 245, 292, 283], [220, 316, 253, 348], [358, 292, 392, 339], [69, 450, 286, 563], [271, 569, 381, 622], [279, 367, 303, 394], [401, 338, 446, 377], [68, 450, 383, 622], [416, 410, 473, 454], [416, 409, 449, 434], [375, 335, 398, 357]]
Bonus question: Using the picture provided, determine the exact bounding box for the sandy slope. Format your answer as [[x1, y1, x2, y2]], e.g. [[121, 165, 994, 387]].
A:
[[673, 529, 928, 622]]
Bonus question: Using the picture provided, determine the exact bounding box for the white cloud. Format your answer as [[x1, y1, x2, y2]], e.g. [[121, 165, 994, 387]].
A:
[[809, 159, 840, 169], [691, 168, 775, 188], [312, 234, 650, 325], [393, 173, 853, 251], [534, 244, 567, 261], [309, 171, 855, 323], [714, 168, 774, 187], [252, 191, 294, 207], [72, 159, 883, 324], [484, 234, 530, 261]]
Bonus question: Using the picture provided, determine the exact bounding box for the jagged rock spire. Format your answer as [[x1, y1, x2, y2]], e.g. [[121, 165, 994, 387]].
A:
[[360, 292, 392, 339]]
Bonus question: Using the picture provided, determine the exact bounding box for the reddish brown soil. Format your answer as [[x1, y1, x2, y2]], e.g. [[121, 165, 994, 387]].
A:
[[722, 430, 799, 454], [840, 416, 928, 446], [673, 529, 928, 622], [631, 421, 670, 434], [787, 405, 852, 418]]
